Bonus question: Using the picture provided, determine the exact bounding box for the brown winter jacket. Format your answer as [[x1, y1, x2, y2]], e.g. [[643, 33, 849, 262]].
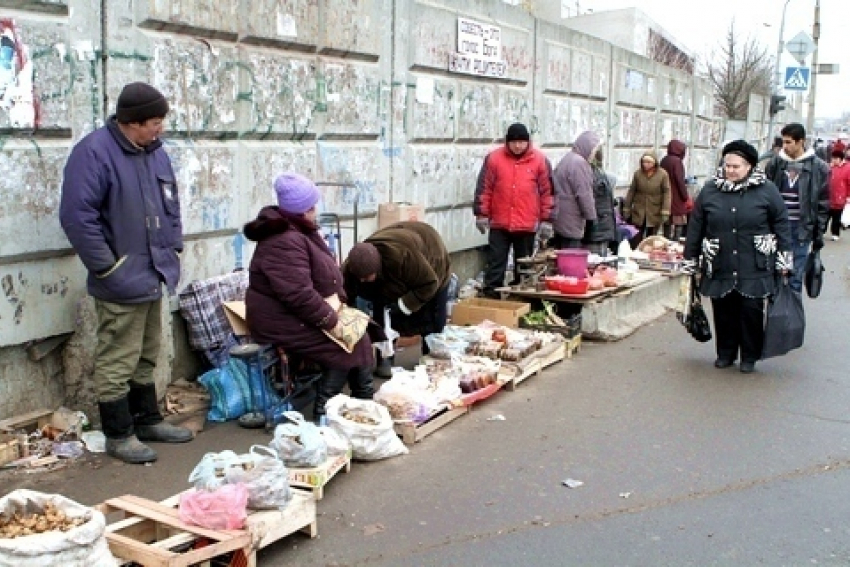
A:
[[244, 206, 375, 370], [624, 151, 672, 228], [343, 221, 451, 313]]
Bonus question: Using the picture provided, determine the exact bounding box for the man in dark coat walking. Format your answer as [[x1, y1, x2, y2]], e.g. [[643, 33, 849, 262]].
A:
[[764, 122, 830, 292], [343, 221, 452, 377], [60, 82, 193, 464]]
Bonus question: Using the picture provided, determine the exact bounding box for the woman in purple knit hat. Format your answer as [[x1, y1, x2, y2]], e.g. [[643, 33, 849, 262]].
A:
[[243, 172, 380, 420]]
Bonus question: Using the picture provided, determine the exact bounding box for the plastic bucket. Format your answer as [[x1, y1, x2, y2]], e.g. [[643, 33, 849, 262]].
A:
[[556, 249, 589, 278]]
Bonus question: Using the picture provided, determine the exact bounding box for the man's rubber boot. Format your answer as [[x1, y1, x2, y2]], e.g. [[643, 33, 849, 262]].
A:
[[129, 383, 194, 443], [374, 354, 394, 378], [314, 367, 349, 418], [98, 397, 157, 464]]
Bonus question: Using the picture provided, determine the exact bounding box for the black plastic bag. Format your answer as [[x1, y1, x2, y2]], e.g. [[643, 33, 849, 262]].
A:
[[683, 275, 712, 343], [761, 280, 805, 359], [804, 250, 824, 298]]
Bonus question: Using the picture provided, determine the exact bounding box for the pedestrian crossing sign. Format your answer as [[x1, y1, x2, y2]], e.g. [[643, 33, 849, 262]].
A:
[[784, 67, 811, 91]]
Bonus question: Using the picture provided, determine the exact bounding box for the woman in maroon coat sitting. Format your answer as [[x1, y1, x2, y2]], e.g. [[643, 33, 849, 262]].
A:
[[244, 172, 376, 419]]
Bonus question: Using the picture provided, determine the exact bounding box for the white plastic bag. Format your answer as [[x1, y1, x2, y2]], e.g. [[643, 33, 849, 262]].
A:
[[325, 394, 409, 460], [270, 412, 328, 467], [0, 490, 116, 567], [187, 447, 292, 510], [223, 446, 292, 510], [318, 426, 351, 456], [374, 307, 401, 358], [842, 203, 850, 228], [187, 450, 242, 491]]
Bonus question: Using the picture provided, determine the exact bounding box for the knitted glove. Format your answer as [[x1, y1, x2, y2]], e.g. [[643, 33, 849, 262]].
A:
[[680, 259, 698, 275], [475, 217, 490, 234], [776, 250, 793, 272], [537, 221, 554, 241]]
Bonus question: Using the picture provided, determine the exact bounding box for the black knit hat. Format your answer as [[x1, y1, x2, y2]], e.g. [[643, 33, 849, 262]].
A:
[[505, 123, 530, 142], [116, 82, 169, 124], [346, 243, 382, 279], [722, 139, 759, 167]]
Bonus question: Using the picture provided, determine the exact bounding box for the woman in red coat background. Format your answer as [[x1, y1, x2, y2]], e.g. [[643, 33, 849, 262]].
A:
[[827, 149, 850, 240], [244, 172, 378, 419]]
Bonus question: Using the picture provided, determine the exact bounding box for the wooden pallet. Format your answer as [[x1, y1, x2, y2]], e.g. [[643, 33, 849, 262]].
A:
[[288, 450, 352, 500], [502, 340, 569, 390], [393, 405, 470, 445], [97, 490, 317, 566]]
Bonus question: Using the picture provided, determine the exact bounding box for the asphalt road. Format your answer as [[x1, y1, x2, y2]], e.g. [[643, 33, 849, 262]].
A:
[[3, 240, 849, 566]]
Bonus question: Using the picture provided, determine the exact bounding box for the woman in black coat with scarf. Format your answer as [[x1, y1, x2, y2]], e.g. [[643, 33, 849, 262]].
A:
[[683, 140, 792, 373]]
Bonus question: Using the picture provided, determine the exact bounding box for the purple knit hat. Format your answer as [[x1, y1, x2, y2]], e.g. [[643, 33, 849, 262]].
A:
[[274, 172, 320, 214]]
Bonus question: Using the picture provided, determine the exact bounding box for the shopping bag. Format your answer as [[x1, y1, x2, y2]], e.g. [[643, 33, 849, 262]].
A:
[[804, 249, 824, 299], [841, 203, 850, 228], [323, 294, 369, 353], [761, 280, 805, 359], [680, 274, 711, 343]]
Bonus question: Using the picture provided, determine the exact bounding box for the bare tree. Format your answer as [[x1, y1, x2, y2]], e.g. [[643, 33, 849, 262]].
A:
[[703, 22, 773, 119]]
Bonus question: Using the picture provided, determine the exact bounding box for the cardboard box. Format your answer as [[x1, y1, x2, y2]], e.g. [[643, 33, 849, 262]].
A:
[[450, 298, 531, 328], [222, 300, 249, 336], [378, 202, 425, 229]]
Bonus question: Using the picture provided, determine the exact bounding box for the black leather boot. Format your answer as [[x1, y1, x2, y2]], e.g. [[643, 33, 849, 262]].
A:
[[314, 368, 349, 418], [98, 397, 157, 464], [129, 383, 193, 443]]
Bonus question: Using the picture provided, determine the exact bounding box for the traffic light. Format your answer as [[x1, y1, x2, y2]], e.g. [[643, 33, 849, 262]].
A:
[[770, 94, 787, 117]]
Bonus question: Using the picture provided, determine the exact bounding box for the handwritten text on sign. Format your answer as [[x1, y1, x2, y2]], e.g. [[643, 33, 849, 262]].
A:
[[450, 17, 507, 78]]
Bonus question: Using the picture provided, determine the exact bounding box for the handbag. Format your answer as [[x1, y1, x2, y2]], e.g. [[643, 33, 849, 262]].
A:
[[323, 294, 370, 353], [803, 249, 824, 298], [682, 274, 712, 343], [762, 278, 805, 359]]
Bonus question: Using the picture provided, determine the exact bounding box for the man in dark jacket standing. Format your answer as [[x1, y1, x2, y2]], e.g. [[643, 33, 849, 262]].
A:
[[765, 122, 831, 292], [343, 221, 452, 376], [60, 82, 193, 464], [474, 123, 554, 297], [660, 139, 690, 240]]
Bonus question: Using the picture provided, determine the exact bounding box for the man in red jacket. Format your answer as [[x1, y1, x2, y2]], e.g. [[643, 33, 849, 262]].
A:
[[474, 123, 554, 297]]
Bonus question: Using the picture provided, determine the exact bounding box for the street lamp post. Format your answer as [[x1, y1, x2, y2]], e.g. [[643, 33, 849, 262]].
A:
[[766, 0, 792, 149], [806, 0, 821, 133]]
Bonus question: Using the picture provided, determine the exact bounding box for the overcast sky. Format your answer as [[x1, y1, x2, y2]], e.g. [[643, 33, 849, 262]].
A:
[[582, 0, 848, 118]]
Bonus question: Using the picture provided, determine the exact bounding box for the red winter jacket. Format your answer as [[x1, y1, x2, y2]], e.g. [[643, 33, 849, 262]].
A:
[[474, 145, 554, 232], [829, 162, 850, 210]]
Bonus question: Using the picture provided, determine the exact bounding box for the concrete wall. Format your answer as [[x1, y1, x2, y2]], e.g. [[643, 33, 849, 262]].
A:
[[0, 0, 718, 420]]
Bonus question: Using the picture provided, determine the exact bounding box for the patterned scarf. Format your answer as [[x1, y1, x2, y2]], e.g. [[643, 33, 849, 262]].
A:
[[713, 168, 767, 193]]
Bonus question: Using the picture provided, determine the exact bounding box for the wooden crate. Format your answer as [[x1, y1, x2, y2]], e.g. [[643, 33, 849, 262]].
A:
[[288, 450, 352, 500], [565, 334, 582, 359], [0, 433, 21, 467], [98, 490, 317, 567], [0, 408, 56, 433], [393, 405, 470, 445], [501, 341, 568, 390]]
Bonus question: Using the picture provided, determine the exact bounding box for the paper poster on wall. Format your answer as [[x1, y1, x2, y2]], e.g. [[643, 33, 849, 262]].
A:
[[416, 76, 434, 105]]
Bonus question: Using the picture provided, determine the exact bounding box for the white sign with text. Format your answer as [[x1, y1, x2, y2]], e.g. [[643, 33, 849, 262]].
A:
[[449, 17, 507, 78]]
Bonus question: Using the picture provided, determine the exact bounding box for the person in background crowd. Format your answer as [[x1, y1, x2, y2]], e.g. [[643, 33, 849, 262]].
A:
[[764, 122, 830, 292], [474, 123, 554, 297], [551, 130, 600, 250], [624, 150, 671, 244], [660, 139, 691, 241], [244, 173, 379, 421], [684, 140, 792, 374], [59, 82, 193, 464], [581, 145, 616, 255], [342, 221, 452, 377], [827, 149, 850, 241], [758, 136, 784, 166]]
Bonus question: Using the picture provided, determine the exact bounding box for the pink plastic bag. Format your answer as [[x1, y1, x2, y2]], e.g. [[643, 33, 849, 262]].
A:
[[178, 483, 249, 530]]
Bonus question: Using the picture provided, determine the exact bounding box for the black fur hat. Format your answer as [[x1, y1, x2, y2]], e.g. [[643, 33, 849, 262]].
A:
[[722, 139, 759, 167]]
